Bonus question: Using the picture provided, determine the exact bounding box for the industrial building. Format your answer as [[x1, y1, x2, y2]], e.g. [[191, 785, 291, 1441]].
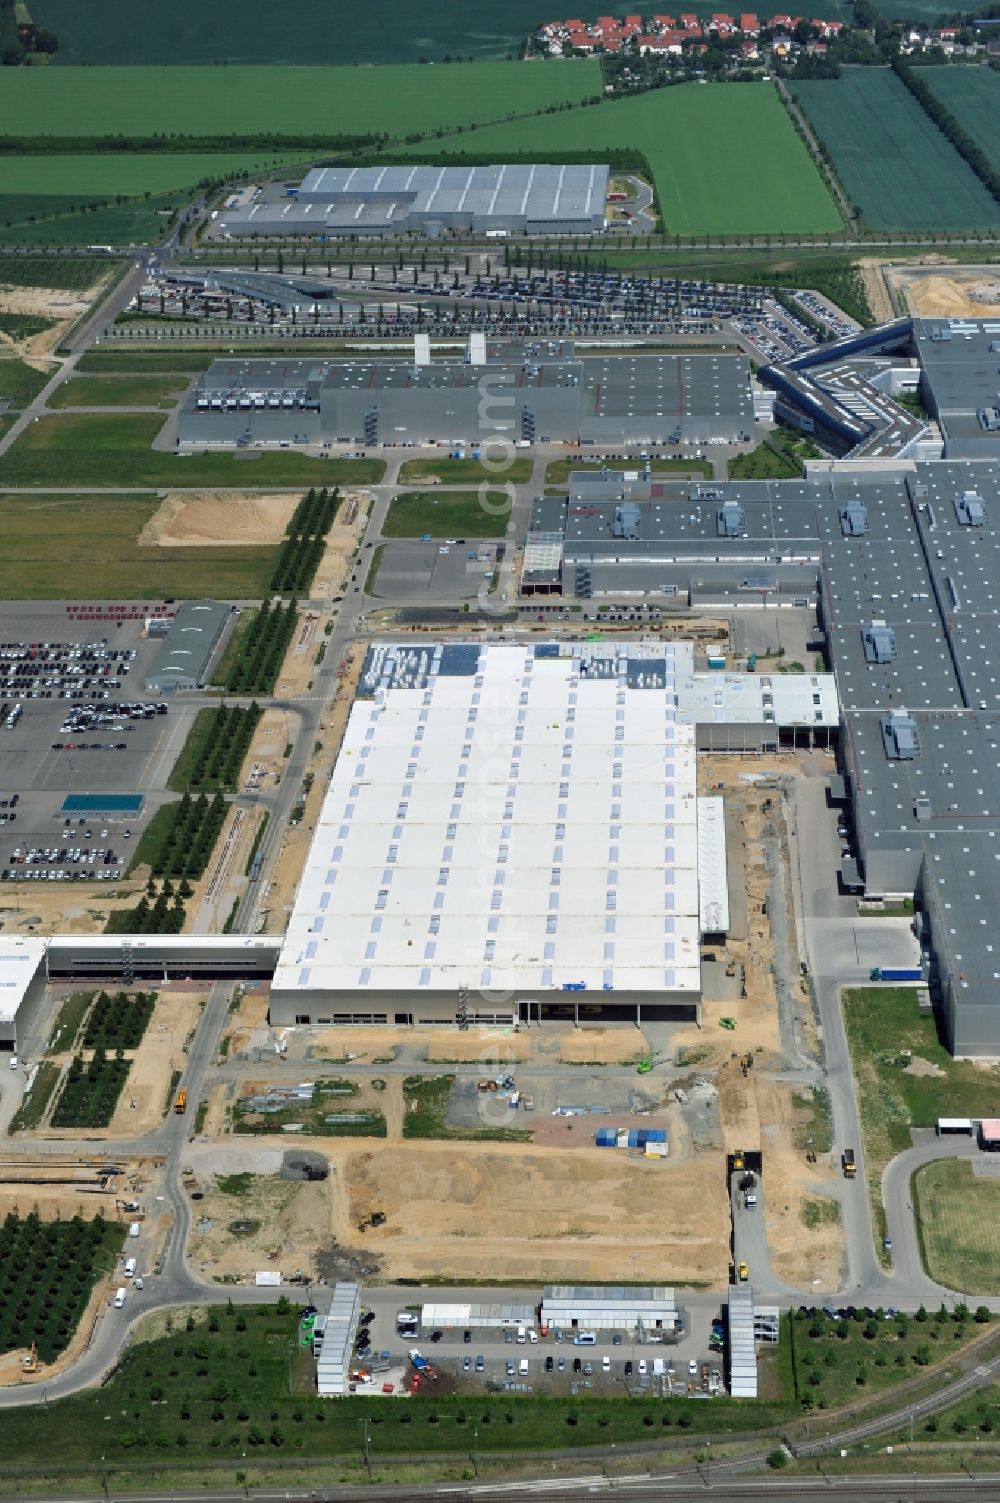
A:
[[0, 937, 49, 1054], [177, 343, 755, 450], [540, 1285, 682, 1336], [144, 599, 233, 694], [217, 163, 610, 239]]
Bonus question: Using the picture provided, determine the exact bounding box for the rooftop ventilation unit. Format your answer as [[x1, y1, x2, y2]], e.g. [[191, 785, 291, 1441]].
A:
[[612, 502, 641, 540], [717, 500, 745, 538], [914, 797, 931, 821], [881, 709, 919, 760], [840, 499, 869, 537], [955, 489, 987, 526], [979, 406, 1000, 433], [693, 485, 725, 502], [863, 620, 896, 664]]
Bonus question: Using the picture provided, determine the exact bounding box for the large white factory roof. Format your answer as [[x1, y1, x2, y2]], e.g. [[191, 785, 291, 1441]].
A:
[[273, 642, 705, 1000]]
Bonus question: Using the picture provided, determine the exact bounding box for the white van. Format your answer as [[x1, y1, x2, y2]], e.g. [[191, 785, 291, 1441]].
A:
[[516, 1325, 526, 1344], [528, 1328, 538, 1343], [123, 1257, 137, 1279], [518, 1358, 529, 1377], [572, 1331, 596, 1345], [128, 1221, 140, 1238], [114, 1287, 127, 1309]]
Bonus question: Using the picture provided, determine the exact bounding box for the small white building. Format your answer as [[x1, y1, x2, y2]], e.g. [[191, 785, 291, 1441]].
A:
[[541, 1284, 680, 1335]]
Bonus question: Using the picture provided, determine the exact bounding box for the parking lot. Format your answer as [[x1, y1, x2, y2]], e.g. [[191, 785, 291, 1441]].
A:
[[353, 1304, 728, 1398], [0, 605, 199, 886]]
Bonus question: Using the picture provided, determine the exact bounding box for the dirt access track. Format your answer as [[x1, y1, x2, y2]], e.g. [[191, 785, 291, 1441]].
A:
[[183, 1138, 730, 1286]]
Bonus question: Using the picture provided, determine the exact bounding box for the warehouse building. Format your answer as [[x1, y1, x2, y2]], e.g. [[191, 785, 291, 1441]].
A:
[[217, 163, 610, 239], [420, 1300, 536, 1330], [540, 1285, 682, 1337], [144, 599, 233, 694], [269, 639, 709, 1029], [177, 344, 755, 450]]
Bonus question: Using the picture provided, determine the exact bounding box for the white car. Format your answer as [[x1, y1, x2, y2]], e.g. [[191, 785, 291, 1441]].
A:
[[602, 1356, 610, 1371], [638, 1358, 647, 1375], [9, 1054, 17, 1071]]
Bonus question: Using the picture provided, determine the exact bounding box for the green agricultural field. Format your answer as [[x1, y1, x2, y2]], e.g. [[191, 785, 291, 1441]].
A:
[[77, 350, 221, 373], [0, 151, 316, 199], [0, 62, 601, 137], [0, 493, 277, 599], [792, 69, 1000, 231], [0, 193, 187, 246], [401, 84, 841, 236], [913, 1160, 1000, 1296], [48, 375, 190, 408], [923, 67, 1000, 170], [0, 413, 384, 487], [383, 489, 511, 537], [32, 0, 847, 65]]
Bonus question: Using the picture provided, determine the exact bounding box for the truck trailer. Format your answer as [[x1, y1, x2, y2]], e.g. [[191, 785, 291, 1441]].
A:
[[869, 966, 922, 982]]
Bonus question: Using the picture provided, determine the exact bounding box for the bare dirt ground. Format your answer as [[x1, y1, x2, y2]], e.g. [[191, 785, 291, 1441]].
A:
[[858, 259, 897, 324], [105, 990, 204, 1137], [188, 1170, 330, 1281], [264, 643, 365, 924], [894, 267, 1000, 319], [0, 884, 146, 936], [182, 1140, 729, 1285], [757, 1079, 844, 1291], [425, 1029, 531, 1064], [557, 1028, 649, 1065], [273, 610, 318, 700], [137, 492, 301, 549], [0, 285, 97, 364]]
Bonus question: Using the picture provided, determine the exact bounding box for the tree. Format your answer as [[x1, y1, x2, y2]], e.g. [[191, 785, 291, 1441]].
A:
[[767, 1448, 788, 1469]]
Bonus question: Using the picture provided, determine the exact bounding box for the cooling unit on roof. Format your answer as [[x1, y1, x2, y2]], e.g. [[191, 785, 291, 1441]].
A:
[[881, 710, 919, 760], [862, 620, 896, 664], [839, 500, 868, 537], [612, 502, 641, 540], [717, 500, 745, 538], [954, 490, 987, 526]]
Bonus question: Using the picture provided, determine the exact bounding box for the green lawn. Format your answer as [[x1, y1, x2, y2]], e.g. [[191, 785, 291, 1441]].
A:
[[544, 455, 713, 484], [383, 490, 511, 538], [913, 1160, 1000, 1296], [0, 414, 384, 487], [0, 492, 277, 599], [401, 84, 841, 237], [76, 350, 221, 374], [47, 991, 96, 1054], [398, 456, 532, 485], [0, 62, 601, 135], [48, 375, 190, 408], [792, 70, 1000, 231], [8, 1062, 61, 1132], [842, 986, 1000, 1247], [0, 1300, 792, 1474], [728, 440, 800, 480], [0, 356, 50, 408]]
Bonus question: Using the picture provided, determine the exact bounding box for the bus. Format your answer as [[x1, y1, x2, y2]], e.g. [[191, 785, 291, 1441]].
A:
[[174, 1088, 188, 1114]]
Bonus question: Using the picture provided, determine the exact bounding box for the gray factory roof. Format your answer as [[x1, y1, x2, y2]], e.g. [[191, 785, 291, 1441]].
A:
[[299, 162, 609, 221], [580, 354, 752, 423], [913, 317, 1000, 455], [144, 600, 230, 690], [563, 490, 819, 550]]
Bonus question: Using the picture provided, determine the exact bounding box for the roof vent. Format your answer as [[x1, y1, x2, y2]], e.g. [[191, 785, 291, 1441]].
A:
[[881, 709, 919, 760], [955, 489, 986, 526], [914, 797, 931, 821], [840, 499, 869, 537], [612, 502, 641, 540], [717, 500, 745, 538], [863, 620, 896, 664]]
